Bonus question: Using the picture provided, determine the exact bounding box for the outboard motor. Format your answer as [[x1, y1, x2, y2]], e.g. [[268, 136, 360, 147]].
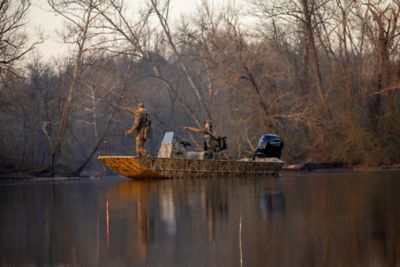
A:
[[253, 134, 284, 159]]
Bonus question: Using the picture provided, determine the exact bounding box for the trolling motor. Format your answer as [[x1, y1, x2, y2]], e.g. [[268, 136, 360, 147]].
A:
[[252, 134, 284, 159]]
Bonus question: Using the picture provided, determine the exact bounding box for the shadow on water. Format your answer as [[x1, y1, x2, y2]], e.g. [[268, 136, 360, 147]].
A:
[[1, 171, 400, 266]]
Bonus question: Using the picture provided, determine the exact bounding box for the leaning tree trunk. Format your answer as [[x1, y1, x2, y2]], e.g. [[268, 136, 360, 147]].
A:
[[49, 0, 93, 175], [150, 0, 213, 121]]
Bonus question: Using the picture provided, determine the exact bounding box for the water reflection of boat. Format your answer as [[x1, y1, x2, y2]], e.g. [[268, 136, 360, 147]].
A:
[[259, 180, 285, 217], [105, 181, 157, 263], [98, 131, 284, 179]]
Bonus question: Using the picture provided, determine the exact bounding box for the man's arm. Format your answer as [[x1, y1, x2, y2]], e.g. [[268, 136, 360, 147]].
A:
[[183, 126, 202, 133], [123, 107, 135, 113], [123, 107, 136, 136]]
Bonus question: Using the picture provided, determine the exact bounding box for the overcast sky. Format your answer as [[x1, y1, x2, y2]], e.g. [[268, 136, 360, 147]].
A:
[[27, 0, 246, 62]]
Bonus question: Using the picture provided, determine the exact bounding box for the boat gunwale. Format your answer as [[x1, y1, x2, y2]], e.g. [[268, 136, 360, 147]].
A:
[[97, 155, 284, 164]]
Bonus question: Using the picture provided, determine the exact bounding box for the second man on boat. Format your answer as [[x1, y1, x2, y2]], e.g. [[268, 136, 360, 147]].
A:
[[184, 120, 226, 159]]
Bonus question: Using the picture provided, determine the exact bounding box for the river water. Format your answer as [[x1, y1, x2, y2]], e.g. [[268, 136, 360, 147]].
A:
[[0, 171, 400, 267]]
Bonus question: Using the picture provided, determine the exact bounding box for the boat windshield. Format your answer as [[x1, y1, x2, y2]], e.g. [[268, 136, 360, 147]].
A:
[[158, 131, 175, 158], [161, 131, 174, 144]]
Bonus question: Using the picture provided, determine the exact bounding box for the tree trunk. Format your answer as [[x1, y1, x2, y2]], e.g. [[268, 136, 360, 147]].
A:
[[49, 0, 93, 175], [301, 0, 325, 104], [367, 5, 398, 135]]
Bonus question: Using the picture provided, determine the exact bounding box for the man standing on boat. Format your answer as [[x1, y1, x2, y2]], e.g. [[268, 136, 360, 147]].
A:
[[183, 120, 221, 159], [124, 102, 151, 156]]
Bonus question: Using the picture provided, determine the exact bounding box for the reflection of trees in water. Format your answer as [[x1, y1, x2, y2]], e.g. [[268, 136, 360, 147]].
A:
[[105, 177, 400, 266], [368, 190, 399, 266], [4, 174, 400, 266], [0, 181, 106, 266]]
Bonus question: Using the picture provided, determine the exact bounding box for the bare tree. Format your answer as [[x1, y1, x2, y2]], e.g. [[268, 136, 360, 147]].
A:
[[249, 0, 328, 104], [47, 0, 98, 175], [149, 0, 213, 120], [0, 0, 40, 71], [93, 0, 204, 127], [73, 59, 134, 174], [360, 1, 400, 134]]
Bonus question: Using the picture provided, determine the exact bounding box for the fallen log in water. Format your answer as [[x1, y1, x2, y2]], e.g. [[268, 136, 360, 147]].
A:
[[282, 162, 347, 171]]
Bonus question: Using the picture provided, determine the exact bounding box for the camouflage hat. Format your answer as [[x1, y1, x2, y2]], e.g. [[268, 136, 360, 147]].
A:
[[203, 120, 212, 125], [137, 102, 145, 108]]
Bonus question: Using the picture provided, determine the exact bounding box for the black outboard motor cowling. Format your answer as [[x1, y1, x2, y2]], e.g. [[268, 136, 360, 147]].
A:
[[253, 134, 284, 159]]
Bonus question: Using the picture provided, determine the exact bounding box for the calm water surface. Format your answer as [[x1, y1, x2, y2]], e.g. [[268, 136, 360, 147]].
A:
[[1, 171, 400, 267]]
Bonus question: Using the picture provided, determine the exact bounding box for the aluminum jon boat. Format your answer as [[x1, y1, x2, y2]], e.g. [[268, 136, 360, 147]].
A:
[[98, 131, 284, 179]]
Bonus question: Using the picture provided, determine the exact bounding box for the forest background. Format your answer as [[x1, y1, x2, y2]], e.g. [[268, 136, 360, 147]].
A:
[[1, 0, 400, 176]]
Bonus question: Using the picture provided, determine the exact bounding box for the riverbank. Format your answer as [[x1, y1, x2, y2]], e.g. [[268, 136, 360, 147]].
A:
[[282, 162, 400, 171], [0, 167, 82, 179]]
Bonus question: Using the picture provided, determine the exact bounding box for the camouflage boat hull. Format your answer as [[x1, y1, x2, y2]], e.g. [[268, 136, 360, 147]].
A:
[[98, 156, 283, 179]]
